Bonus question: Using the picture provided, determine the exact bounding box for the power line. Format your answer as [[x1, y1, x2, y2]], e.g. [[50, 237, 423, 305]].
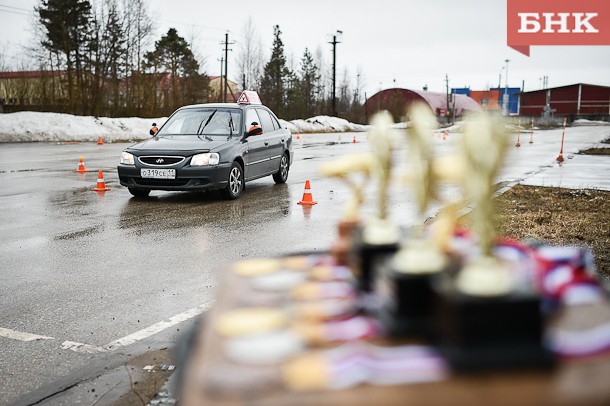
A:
[[0, 7, 33, 17], [157, 18, 226, 33], [157, 18, 244, 42], [0, 3, 35, 13]]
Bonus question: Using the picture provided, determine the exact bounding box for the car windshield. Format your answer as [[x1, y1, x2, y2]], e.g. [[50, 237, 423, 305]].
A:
[[158, 108, 243, 137]]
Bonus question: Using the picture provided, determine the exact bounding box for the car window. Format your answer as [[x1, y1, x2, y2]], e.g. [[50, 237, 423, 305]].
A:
[[159, 108, 242, 136], [245, 109, 261, 131], [256, 109, 275, 133], [166, 116, 186, 134], [205, 110, 242, 135], [270, 114, 281, 130], [229, 110, 241, 136]]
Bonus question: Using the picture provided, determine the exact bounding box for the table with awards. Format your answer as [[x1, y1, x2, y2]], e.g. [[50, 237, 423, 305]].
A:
[[178, 107, 610, 405]]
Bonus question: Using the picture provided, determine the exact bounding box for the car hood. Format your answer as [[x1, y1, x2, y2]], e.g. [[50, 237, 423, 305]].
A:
[[127, 136, 232, 154]]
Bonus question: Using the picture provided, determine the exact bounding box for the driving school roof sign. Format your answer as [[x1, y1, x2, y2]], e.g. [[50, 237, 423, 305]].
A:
[[237, 90, 262, 105]]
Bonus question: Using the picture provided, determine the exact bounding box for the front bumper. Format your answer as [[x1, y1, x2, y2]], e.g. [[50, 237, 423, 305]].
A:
[[117, 162, 232, 191]]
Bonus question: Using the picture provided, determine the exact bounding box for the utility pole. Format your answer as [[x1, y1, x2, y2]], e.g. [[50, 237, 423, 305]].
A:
[[445, 74, 449, 119], [328, 30, 342, 117], [354, 73, 360, 104], [218, 56, 224, 102], [221, 32, 235, 103], [364, 91, 368, 124]]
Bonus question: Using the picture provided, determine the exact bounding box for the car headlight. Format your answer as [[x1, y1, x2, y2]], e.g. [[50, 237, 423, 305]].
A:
[[191, 153, 220, 166], [120, 151, 135, 165]]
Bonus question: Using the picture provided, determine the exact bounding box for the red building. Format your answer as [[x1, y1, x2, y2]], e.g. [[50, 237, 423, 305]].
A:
[[519, 83, 610, 118], [365, 88, 480, 123], [469, 90, 501, 111]]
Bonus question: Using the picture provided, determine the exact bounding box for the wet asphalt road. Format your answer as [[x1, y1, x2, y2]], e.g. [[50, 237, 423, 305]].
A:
[[1, 127, 607, 405], [1, 133, 410, 405]]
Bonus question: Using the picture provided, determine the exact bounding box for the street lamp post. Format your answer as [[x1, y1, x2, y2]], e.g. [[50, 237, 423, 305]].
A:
[[498, 66, 504, 89], [503, 59, 510, 115]]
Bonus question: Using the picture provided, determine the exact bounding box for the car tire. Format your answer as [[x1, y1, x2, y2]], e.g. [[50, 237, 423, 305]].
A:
[[272, 153, 289, 184], [222, 161, 244, 199], [128, 187, 150, 197]]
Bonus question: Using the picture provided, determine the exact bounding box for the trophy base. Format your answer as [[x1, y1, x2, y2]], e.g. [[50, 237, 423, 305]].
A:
[[351, 226, 399, 292], [373, 255, 459, 340], [440, 343, 554, 372], [435, 278, 553, 371]]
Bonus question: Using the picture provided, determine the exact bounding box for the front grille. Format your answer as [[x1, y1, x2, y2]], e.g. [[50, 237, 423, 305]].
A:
[[139, 156, 185, 166], [135, 178, 190, 187]]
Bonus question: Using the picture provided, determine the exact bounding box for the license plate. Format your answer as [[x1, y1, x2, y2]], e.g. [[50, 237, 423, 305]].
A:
[[140, 168, 176, 179]]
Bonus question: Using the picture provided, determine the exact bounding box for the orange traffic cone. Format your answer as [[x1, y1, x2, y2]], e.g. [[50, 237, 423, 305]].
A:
[[297, 180, 317, 205], [97, 136, 104, 145], [75, 156, 88, 173], [92, 170, 110, 192], [352, 135, 357, 143], [556, 117, 567, 163]]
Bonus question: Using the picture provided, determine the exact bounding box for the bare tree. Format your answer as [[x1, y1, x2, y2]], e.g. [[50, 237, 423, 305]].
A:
[[354, 65, 364, 105], [0, 42, 9, 72], [235, 16, 264, 91], [313, 45, 328, 115], [122, 0, 153, 115]]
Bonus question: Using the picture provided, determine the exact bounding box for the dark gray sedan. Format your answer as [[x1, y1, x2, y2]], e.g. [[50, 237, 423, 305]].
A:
[[117, 94, 292, 199]]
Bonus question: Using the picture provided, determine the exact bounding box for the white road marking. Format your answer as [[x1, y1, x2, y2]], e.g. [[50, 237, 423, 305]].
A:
[[0, 327, 54, 342], [102, 301, 214, 351], [4, 301, 213, 354], [61, 341, 107, 354]]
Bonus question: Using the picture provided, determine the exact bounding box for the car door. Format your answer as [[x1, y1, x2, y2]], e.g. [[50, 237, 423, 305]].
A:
[[243, 108, 268, 179], [256, 108, 284, 173]]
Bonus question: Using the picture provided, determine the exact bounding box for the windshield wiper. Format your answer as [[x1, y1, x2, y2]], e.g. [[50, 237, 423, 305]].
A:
[[197, 110, 217, 135], [196, 110, 216, 141], [227, 115, 235, 140]]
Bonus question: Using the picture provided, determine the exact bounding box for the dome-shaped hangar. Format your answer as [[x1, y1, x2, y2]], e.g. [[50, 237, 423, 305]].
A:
[[365, 88, 481, 122]]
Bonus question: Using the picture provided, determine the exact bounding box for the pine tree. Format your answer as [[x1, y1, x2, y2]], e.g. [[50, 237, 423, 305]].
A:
[[102, 1, 125, 115], [144, 28, 203, 113], [298, 48, 320, 119], [259, 25, 290, 117], [37, 0, 92, 113]]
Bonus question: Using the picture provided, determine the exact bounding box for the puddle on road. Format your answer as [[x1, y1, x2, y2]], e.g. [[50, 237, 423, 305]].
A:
[[54, 225, 103, 241], [0, 168, 49, 174]]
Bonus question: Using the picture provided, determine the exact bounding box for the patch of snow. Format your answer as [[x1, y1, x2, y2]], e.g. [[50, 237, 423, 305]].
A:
[[572, 119, 610, 127], [281, 115, 367, 133], [0, 111, 167, 143], [0, 111, 367, 143]]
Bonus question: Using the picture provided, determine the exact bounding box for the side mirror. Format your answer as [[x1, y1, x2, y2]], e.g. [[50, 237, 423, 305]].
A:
[[246, 122, 263, 137], [149, 122, 158, 136]]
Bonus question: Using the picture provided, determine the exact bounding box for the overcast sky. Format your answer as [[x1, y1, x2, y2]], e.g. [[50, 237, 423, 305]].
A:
[[1, 0, 609, 97]]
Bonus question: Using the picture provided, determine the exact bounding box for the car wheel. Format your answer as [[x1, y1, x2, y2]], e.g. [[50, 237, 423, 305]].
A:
[[223, 161, 244, 199], [272, 153, 289, 184], [128, 187, 150, 197]]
